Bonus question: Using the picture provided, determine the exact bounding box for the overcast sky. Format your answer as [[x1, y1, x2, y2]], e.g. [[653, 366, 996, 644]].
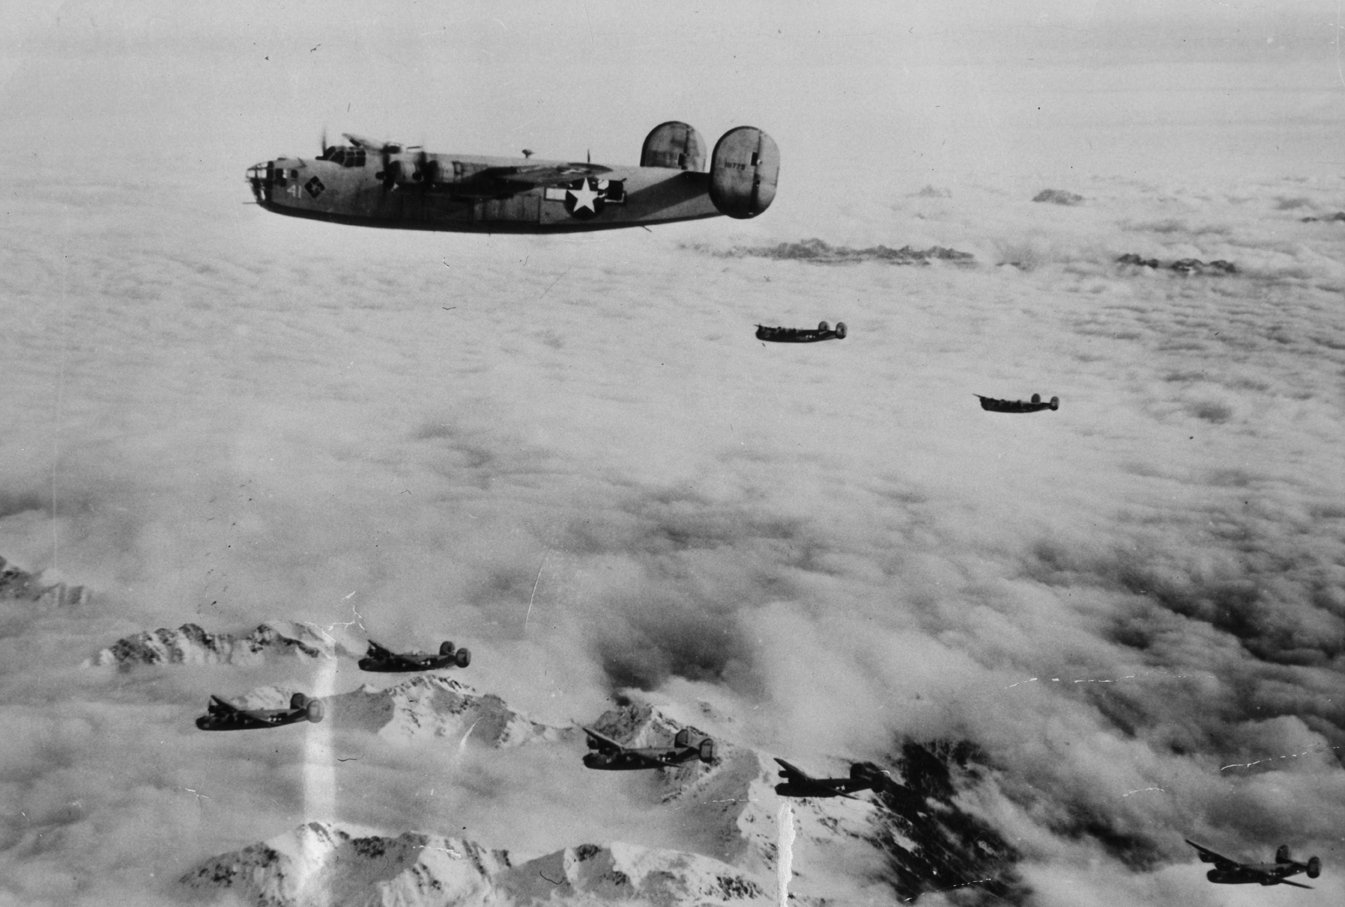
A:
[[2, 3, 1344, 905], [5, 2, 1345, 192]]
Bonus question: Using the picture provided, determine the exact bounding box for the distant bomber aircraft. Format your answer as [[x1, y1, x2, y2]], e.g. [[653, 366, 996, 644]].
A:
[[247, 122, 778, 233], [1186, 839, 1322, 889], [773, 758, 892, 800], [975, 393, 1059, 413], [756, 321, 847, 343], [582, 726, 717, 770], [358, 639, 471, 673], [195, 693, 324, 731]]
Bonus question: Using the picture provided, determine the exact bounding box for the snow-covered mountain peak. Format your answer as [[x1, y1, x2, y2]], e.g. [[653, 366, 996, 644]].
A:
[[182, 821, 782, 907], [182, 820, 508, 907], [201, 675, 576, 747], [87, 620, 358, 667], [331, 673, 577, 746], [0, 555, 91, 607]]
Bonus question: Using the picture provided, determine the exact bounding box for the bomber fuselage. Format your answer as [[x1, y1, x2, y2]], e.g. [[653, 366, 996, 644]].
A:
[[247, 149, 720, 233]]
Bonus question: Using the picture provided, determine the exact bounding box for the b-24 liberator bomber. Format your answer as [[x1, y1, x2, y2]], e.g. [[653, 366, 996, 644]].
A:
[[195, 692, 324, 731], [756, 321, 847, 343], [975, 393, 1059, 413], [358, 639, 471, 673], [773, 757, 892, 800], [582, 726, 717, 770], [247, 121, 778, 233], [1186, 839, 1322, 889]]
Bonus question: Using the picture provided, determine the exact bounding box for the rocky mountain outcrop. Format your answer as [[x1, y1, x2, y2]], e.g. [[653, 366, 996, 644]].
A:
[[329, 674, 575, 745], [87, 621, 357, 667], [1032, 189, 1084, 205], [181, 820, 779, 907], [867, 740, 1028, 905], [203, 675, 575, 747], [0, 555, 90, 607], [736, 238, 975, 265], [172, 689, 1026, 904], [581, 703, 1024, 904], [688, 238, 975, 265], [1116, 253, 1237, 275]]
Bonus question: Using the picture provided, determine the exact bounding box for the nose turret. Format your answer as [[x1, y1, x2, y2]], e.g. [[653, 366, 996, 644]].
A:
[[247, 157, 307, 206], [246, 161, 271, 204]]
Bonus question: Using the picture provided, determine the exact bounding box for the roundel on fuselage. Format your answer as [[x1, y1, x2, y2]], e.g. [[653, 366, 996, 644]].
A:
[[641, 121, 707, 171], [709, 126, 779, 219]]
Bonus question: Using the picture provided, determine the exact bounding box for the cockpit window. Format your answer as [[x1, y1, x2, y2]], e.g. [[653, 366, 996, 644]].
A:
[[315, 146, 365, 167]]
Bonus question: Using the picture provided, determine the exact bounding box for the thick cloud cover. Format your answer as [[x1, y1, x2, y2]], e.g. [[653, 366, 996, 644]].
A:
[[3, 3, 1345, 905]]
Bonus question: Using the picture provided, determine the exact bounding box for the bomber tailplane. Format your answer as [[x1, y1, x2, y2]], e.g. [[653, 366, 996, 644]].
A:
[[709, 126, 778, 219]]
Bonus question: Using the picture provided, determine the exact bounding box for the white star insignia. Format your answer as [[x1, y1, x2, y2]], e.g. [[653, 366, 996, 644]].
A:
[[568, 179, 600, 212]]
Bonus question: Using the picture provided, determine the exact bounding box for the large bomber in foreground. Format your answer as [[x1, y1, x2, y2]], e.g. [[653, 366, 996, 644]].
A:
[[247, 121, 778, 233]]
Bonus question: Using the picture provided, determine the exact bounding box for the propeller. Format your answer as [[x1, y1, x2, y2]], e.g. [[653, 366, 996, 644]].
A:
[[340, 134, 397, 187]]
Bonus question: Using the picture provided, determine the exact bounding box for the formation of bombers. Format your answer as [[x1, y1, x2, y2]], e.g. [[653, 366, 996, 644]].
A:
[[192, 636, 893, 805], [232, 117, 1323, 893]]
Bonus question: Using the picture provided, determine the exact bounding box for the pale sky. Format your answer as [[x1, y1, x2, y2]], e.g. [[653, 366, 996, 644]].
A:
[[4, 1, 1344, 192]]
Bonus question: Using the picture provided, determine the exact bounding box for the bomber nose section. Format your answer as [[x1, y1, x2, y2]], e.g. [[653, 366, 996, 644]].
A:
[[247, 161, 272, 204], [247, 157, 307, 206]]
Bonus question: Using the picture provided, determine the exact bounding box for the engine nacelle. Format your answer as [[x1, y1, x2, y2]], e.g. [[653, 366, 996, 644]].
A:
[[709, 126, 778, 219], [641, 121, 706, 171], [390, 156, 439, 188]]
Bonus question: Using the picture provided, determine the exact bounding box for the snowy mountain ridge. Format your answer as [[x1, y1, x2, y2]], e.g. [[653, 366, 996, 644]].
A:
[[181, 820, 783, 907], [87, 620, 358, 667], [207, 674, 577, 747], [0, 555, 91, 607]]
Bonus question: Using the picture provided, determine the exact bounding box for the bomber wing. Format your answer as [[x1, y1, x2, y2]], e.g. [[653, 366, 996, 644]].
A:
[[775, 758, 865, 800], [364, 640, 394, 658], [583, 726, 628, 752], [625, 747, 680, 768], [480, 162, 613, 190], [342, 133, 402, 152], [210, 695, 241, 713], [583, 727, 674, 768], [1185, 839, 1239, 870], [1275, 878, 1314, 889], [774, 757, 815, 783]]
